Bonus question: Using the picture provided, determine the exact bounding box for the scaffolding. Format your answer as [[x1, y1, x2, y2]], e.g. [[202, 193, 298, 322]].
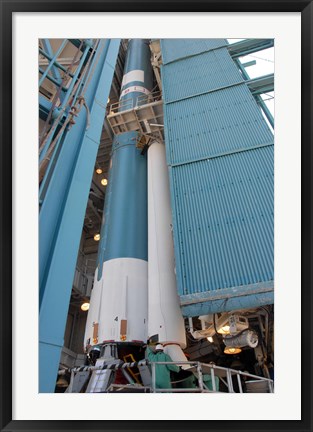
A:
[[59, 359, 274, 393]]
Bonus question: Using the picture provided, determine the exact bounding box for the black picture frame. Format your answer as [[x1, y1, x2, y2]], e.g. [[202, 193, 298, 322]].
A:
[[1, 1, 312, 431]]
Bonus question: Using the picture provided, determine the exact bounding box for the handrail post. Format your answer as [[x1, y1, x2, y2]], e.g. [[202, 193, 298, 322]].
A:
[[237, 372, 243, 393], [268, 380, 274, 393], [151, 362, 156, 393], [227, 369, 234, 393], [197, 362, 204, 392], [210, 365, 217, 392]]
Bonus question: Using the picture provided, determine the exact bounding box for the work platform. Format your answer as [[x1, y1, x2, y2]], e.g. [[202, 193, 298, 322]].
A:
[[106, 72, 273, 144], [107, 91, 164, 142], [59, 359, 274, 393]]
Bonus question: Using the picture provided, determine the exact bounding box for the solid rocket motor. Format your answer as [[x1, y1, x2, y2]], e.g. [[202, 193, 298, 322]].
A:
[[148, 140, 187, 362]]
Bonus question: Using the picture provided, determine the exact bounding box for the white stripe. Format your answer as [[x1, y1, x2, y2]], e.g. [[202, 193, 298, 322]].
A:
[[121, 69, 144, 87], [120, 86, 151, 99]]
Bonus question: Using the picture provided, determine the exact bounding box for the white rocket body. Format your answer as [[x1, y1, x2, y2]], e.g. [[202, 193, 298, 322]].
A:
[[148, 140, 187, 359], [84, 259, 148, 345]]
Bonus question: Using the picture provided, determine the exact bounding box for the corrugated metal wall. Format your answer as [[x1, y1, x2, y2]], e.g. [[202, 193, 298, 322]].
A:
[[161, 39, 274, 316], [161, 39, 227, 64], [163, 48, 243, 102]]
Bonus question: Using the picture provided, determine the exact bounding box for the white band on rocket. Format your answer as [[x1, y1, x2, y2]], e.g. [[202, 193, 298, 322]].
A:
[[120, 86, 151, 100]]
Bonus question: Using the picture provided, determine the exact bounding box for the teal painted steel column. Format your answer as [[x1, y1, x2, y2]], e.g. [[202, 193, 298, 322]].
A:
[[39, 39, 121, 392], [97, 39, 153, 278], [39, 40, 109, 306], [39, 43, 91, 164]]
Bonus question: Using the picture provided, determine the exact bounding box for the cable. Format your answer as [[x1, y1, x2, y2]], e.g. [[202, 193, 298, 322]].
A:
[[248, 54, 274, 63], [213, 314, 219, 334], [223, 327, 255, 341]]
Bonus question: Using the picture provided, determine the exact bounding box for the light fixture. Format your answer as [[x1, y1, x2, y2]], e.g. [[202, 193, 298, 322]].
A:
[[215, 314, 231, 335], [81, 302, 90, 311], [218, 325, 230, 335], [224, 329, 258, 349], [224, 347, 242, 355], [101, 178, 108, 186], [56, 376, 69, 387], [95, 167, 103, 175], [94, 233, 101, 241]]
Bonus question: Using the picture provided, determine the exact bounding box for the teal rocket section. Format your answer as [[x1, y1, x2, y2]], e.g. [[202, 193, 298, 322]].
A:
[[97, 39, 153, 279], [121, 39, 152, 92], [97, 132, 148, 268]]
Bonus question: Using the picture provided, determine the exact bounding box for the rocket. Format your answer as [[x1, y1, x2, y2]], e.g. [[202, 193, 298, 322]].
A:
[[84, 38, 186, 364], [84, 39, 153, 349]]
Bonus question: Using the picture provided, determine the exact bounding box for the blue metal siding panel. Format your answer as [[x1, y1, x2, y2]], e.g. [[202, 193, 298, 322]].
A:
[[165, 84, 273, 165], [168, 165, 185, 294], [181, 288, 274, 316], [161, 39, 274, 316], [162, 48, 243, 102], [161, 39, 227, 64], [171, 147, 274, 298]]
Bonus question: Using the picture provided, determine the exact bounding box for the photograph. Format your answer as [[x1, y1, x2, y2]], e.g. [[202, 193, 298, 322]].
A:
[[39, 37, 275, 395], [2, 3, 311, 430]]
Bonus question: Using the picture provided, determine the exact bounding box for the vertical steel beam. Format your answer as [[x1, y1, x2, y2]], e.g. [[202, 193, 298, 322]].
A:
[[39, 39, 121, 392], [39, 41, 101, 293]]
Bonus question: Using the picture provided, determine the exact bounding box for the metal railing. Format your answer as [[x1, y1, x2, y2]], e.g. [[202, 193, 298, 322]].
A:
[[149, 360, 274, 393], [109, 90, 163, 115], [58, 358, 274, 394]]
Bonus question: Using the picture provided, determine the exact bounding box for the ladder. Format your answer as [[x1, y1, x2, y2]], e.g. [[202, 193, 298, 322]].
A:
[[123, 354, 142, 384]]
